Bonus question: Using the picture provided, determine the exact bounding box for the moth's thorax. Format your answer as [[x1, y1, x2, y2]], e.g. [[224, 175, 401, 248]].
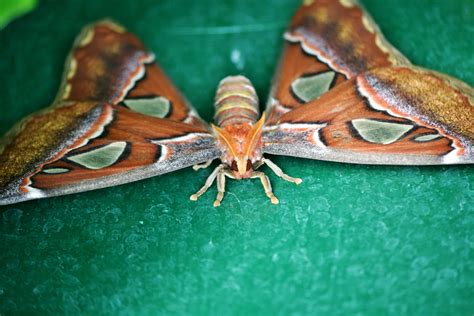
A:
[[214, 75, 260, 127]]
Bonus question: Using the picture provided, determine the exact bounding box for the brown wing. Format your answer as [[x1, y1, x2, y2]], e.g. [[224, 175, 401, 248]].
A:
[[0, 20, 221, 205], [266, 0, 410, 124], [57, 19, 206, 128], [263, 66, 474, 165], [0, 102, 219, 205]]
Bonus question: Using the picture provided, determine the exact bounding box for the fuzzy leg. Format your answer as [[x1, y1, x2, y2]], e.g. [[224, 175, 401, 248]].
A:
[[190, 164, 224, 201], [213, 170, 226, 207], [192, 159, 214, 171], [251, 171, 279, 204], [263, 158, 302, 184]]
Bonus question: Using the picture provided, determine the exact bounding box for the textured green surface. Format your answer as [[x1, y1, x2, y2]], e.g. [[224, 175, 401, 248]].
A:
[[0, 0, 473, 315]]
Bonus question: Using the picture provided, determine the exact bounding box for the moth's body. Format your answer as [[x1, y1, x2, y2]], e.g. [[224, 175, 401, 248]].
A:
[[0, 1, 473, 206], [191, 76, 301, 206], [214, 76, 263, 179]]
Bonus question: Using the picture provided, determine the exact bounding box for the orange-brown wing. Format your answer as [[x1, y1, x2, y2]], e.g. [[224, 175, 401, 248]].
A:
[[0, 102, 220, 205], [263, 66, 474, 165], [266, 0, 410, 124], [57, 20, 206, 128], [0, 20, 221, 205]]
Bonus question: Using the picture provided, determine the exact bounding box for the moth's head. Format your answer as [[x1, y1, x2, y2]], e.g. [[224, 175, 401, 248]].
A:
[[212, 114, 265, 179], [229, 157, 254, 179]]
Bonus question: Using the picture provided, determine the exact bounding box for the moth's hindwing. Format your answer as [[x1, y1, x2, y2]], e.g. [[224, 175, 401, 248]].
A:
[[266, 0, 410, 124], [263, 66, 474, 165]]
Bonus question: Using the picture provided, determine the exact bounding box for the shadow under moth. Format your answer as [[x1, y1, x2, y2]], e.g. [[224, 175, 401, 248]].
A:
[[0, 0, 472, 206]]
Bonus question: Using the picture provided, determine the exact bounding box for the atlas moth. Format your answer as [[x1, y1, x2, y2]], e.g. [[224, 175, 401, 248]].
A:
[[0, 0, 472, 206]]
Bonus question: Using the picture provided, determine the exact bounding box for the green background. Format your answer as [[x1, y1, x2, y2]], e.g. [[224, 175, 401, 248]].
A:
[[0, 0, 37, 29], [0, 0, 473, 315]]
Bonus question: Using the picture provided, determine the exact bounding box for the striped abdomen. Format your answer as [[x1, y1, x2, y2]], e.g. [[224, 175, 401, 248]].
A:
[[214, 76, 260, 127]]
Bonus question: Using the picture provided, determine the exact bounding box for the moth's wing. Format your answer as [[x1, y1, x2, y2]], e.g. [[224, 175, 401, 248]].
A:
[[0, 102, 220, 205], [263, 66, 474, 165], [266, 0, 410, 124], [57, 19, 206, 128], [0, 19, 222, 205]]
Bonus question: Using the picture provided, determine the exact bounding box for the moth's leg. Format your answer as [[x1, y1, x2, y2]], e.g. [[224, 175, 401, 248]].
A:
[[192, 159, 214, 171], [252, 160, 265, 170], [262, 158, 302, 185], [224, 169, 235, 179], [213, 169, 226, 207], [251, 171, 279, 205], [190, 164, 224, 201]]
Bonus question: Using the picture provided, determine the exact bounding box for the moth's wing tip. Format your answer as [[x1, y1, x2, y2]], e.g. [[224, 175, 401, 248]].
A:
[[75, 18, 127, 44], [93, 18, 126, 30]]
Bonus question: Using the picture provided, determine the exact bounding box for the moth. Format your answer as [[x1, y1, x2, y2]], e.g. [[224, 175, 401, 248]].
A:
[[0, 0, 472, 206]]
